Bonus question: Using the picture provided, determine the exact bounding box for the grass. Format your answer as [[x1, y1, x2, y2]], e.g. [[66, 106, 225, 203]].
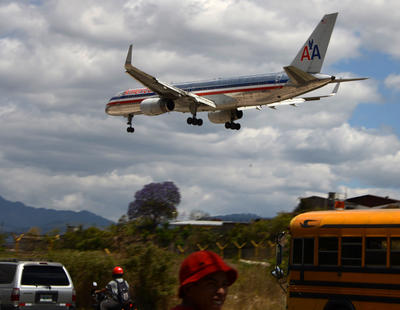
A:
[[223, 260, 286, 310]]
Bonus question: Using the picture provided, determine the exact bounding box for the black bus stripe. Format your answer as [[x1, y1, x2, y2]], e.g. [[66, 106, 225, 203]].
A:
[[290, 292, 400, 304], [291, 280, 400, 290], [290, 265, 400, 274]]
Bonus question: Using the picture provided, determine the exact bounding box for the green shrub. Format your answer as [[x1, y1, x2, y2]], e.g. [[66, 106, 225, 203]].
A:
[[124, 243, 177, 310]]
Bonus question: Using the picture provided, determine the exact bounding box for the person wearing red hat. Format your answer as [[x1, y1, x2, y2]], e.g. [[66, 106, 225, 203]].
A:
[[171, 250, 238, 310], [96, 266, 132, 310]]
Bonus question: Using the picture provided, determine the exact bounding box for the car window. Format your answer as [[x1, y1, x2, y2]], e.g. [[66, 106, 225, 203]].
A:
[[21, 266, 69, 286], [0, 264, 17, 284]]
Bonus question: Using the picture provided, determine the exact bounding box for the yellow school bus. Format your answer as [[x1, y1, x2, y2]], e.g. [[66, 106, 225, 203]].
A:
[[274, 209, 400, 310]]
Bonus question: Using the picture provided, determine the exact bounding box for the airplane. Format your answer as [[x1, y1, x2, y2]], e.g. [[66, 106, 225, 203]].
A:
[[106, 12, 366, 133]]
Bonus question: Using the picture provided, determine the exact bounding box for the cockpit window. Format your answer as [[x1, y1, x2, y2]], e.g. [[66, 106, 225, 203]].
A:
[[114, 91, 126, 97]]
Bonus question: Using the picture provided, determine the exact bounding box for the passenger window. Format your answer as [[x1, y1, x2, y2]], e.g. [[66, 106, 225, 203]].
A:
[[390, 238, 400, 267], [319, 237, 338, 266], [292, 238, 314, 265], [0, 264, 17, 284], [341, 237, 362, 267], [365, 237, 387, 266]]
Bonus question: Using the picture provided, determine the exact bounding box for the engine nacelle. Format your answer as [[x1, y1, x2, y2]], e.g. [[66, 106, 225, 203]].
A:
[[207, 109, 243, 124], [140, 98, 175, 116]]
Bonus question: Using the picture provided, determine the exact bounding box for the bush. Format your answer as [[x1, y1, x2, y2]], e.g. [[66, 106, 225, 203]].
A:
[[59, 227, 113, 251], [0, 233, 7, 251], [124, 243, 177, 310]]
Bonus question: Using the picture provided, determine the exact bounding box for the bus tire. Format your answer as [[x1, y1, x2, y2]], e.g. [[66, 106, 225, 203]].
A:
[[324, 300, 355, 310]]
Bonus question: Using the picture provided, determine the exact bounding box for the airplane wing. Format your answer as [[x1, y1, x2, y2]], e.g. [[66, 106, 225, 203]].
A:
[[239, 83, 340, 110], [124, 45, 216, 108]]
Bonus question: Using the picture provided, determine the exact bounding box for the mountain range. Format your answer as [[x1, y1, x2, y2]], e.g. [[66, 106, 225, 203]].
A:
[[0, 195, 113, 233]]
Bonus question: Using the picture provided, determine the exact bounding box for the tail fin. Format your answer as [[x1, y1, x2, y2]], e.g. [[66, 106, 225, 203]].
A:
[[290, 13, 338, 73]]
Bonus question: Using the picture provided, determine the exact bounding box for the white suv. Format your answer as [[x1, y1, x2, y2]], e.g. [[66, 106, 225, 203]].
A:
[[0, 260, 76, 310]]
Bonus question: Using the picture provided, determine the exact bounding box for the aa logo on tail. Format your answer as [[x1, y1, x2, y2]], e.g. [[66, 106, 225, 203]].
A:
[[300, 39, 321, 61]]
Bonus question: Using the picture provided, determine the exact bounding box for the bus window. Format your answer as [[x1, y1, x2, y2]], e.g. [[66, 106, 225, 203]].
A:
[[292, 238, 314, 265], [365, 237, 387, 266], [292, 239, 302, 264], [341, 237, 362, 267], [303, 238, 314, 264], [390, 237, 400, 267], [318, 237, 338, 266]]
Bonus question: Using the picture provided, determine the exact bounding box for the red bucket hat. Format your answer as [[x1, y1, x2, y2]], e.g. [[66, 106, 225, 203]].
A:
[[178, 250, 237, 297]]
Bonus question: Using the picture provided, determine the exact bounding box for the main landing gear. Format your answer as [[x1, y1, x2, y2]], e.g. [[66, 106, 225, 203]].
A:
[[187, 103, 203, 126], [187, 116, 203, 126], [126, 114, 135, 133], [225, 122, 241, 130]]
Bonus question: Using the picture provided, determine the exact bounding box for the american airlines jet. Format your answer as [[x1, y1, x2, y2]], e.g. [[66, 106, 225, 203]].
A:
[[106, 13, 366, 133]]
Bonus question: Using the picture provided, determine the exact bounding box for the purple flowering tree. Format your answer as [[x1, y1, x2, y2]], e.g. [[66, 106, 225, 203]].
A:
[[128, 181, 180, 228]]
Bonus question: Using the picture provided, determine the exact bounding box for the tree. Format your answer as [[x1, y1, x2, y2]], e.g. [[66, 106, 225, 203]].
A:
[[0, 232, 6, 251], [128, 181, 180, 230]]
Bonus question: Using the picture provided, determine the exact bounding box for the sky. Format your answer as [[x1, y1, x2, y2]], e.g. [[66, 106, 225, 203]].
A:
[[1, 0, 400, 222]]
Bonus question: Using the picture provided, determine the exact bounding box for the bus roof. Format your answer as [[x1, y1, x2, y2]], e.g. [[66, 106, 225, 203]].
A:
[[290, 209, 400, 235]]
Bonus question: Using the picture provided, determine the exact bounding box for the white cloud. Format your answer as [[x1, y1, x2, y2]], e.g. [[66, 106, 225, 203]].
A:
[[385, 74, 400, 91]]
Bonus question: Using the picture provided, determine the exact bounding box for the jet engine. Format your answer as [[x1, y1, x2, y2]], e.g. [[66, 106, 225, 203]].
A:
[[207, 109, 243, 124], [140, 98, 175, 116]]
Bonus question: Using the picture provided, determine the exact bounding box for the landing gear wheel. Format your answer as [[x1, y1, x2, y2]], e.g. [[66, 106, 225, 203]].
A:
[[187, 117, 203, 126], [225, 122, 241, 130], [127, 127, 135, 133]]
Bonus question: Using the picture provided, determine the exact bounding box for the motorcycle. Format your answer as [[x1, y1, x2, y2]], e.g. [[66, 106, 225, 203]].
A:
[[91, 282, 135, 310]]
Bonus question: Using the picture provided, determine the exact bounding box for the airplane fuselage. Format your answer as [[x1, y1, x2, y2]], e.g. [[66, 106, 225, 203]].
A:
[[106, 72, 292, 116]]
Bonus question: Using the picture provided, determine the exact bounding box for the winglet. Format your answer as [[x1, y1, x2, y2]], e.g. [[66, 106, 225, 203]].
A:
[[125, 45, 133, 68]]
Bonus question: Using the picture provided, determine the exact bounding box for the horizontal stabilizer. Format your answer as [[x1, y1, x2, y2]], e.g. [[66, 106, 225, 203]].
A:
[[332, 77, 368, 83], [284, 66, 318, 85]]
